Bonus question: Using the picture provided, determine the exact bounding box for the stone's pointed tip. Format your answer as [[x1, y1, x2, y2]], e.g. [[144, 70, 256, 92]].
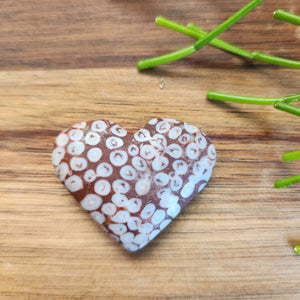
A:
[[52, 118, 216, 252]]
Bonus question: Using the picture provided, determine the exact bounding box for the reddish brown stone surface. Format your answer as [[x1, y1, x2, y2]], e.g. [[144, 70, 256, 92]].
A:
[[52, 118, 216, 251]]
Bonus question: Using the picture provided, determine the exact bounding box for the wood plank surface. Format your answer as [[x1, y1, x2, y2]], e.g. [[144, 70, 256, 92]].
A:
[[0, 1, 300, 299]]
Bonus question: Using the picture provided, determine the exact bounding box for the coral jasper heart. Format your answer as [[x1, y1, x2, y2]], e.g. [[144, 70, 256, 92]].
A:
[[52, 118, 216, 252]]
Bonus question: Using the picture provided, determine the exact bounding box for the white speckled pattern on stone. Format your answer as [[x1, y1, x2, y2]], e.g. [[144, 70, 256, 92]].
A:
[[52, 118, 216, 252]]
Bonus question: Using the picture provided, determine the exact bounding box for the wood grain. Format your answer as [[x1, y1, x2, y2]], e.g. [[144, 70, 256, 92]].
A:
[[0, 1, 300, 299]]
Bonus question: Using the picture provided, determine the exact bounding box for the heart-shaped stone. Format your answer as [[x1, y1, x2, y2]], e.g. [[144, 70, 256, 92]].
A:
[[52, 118, 216, 251]]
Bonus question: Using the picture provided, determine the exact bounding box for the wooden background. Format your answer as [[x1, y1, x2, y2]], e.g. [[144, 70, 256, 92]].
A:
[[0, 0, 300, 299]]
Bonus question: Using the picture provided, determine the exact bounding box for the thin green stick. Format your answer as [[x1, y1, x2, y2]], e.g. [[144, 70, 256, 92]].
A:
[[273, 101, 300, 117], [282, 94, 300, 104], [155, 17, 201, 40], [274, 9, 300, 26], [282, 151, 300, 162], [193, 0, 264, 51], [155, 18, 300, 68], [252, 52, 300, 69], [274, 174, 300, 188], [186, 23, 254, 59], [189, 23, 300, 68], [207, 90, 282, 105], [207, 90, 300, 188], [137, 46, 195, 70], [207, 91, 300, 107], [137, 0, 264, 69]]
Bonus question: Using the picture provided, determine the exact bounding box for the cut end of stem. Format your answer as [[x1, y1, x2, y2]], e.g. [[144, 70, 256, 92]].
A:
[[282, 150, 300, 162], [137, 59, 154, 70], [155, 16, 163, 25], [273, 101, 300, 117], [273, 9, 300, 26], [294, 245, 300, 255], [274, 174, 300, 188]]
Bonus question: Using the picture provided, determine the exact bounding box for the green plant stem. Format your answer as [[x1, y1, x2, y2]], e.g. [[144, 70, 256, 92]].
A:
[[137, 46, 195, 70], [207, 90, 300, 106], [193, 0, 264, 51], [207, 90, 300, 189], [274, 174, 300, 188], [251, 52, 300, 68], [207, 90, 282, 105], [274, 9, 300, 26], [156, 17, 253, 59], [273, 101, 300, 117], [155, 17, 300, 68], [155, 17, 200, 40], [282, 151, 300, 162], [294, 245, 300, 255], [281, 94, 300, 104], [189, 23, 300, 68], [186, 23, 254, 59], [137, 0, 264, 69]]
